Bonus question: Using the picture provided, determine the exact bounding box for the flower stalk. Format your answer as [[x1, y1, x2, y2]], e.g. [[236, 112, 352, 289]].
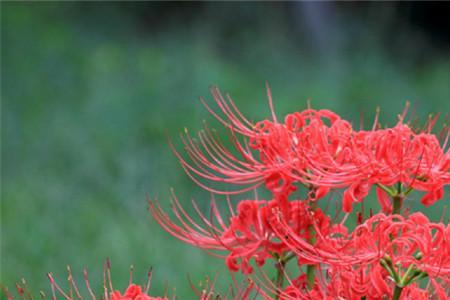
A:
[[275, 256, 287, 300], [392, 285, 403, 300], [306, 199, 318, 290]]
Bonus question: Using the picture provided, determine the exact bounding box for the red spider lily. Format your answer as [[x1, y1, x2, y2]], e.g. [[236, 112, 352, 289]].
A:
[[157, 88, 450, 299], [172, 87, 343, 198], [285, 113, 449, 212], [148, 192, 329, 274], [174, 89, 449, 212], [8, 262, 169, 300], [6, 85, 449, 300], [160, 88, 450, 299], [276, 211, 450, 270], [249, 108, 357, 200], [268, 211, 450, 298], [347, 213, 449, 278], [348, 122, 449, 206], [173, 90, 358, 198], [289, 107, 448, 180], [264, 270, 449, 300], [3, 265, 260, 300]]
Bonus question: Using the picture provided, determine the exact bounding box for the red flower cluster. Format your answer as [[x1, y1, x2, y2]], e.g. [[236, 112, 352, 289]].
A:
[[4, 262, 257, 300], [174, 88, 449, 210], [43, 263, 167, 300], [150, 87, 449, 299], [272, 212, 449, 299], [150, 193, 330, 274], [4, 87, 448, 299]]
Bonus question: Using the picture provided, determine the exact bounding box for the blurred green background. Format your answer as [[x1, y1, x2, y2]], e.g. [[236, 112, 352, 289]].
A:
[[2, 2, 449, 298]]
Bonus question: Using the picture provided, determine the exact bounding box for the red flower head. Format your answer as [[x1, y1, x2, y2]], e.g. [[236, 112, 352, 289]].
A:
[[263, 266, 449, 300], [41, 262, 167, 300], [349, 121, 450, 207], [267, 211, 450, 299], [149, 192, 329, 274], [173, 87, 449, 217]]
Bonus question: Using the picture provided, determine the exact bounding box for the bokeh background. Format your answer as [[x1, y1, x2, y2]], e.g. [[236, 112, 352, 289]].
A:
[[2, 2, 449, 298]]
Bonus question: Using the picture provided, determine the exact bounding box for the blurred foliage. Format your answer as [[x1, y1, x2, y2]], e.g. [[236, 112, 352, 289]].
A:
[[1, 2, 449, 298]]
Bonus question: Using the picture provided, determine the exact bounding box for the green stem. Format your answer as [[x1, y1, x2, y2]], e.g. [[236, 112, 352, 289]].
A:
[[391, 182, 405, 215], [275, 259, 286, 300], [392, 285, 403, 300], [392, 195, 403, 215], [306, 201, 317, 289], [306, 264, 315, 290]]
